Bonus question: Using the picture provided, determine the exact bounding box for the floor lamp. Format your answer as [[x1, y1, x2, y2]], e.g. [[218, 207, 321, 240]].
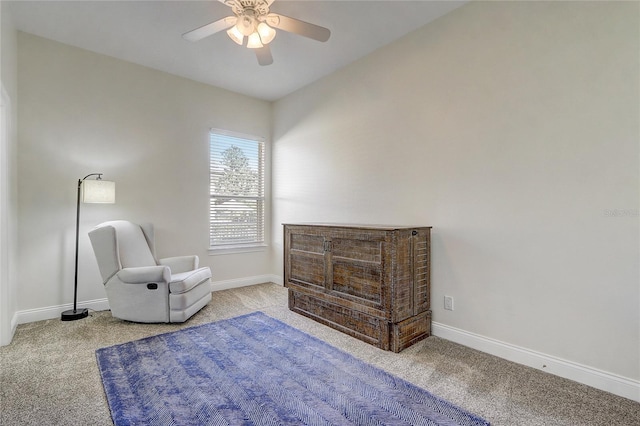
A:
[[61, 173, 115, 321]]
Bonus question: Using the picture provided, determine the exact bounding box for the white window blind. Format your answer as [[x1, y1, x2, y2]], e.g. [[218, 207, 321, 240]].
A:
[[209, 129, 265, 248]]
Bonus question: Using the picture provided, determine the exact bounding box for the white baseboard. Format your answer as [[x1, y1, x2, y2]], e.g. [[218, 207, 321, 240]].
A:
[[11, 311, 18, 337], [432, 321, 640, 402], [16, 298, 111, 325], [211, 274, 282, 291], [12, 275, 283, 325]]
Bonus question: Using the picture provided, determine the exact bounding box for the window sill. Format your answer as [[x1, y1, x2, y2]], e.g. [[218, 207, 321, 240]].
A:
[[208, 244, 268, 256]]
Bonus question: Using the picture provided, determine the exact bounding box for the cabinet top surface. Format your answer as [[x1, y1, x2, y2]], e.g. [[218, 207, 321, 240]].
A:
[[283, 223, 432, 231]]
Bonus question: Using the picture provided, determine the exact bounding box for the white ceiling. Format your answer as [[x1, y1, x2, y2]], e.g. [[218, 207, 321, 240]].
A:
[[6, 0, 466, 101]]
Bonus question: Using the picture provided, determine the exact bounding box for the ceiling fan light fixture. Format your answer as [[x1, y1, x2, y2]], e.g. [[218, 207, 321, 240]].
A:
[[247, 32, 264, 49], [257, 22, 276, 44], [182, 0, 332, 65], [238, 14, 256, 36], [226, 26, 244, 45]]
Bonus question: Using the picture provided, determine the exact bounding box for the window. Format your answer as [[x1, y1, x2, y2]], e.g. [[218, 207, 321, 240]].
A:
[[209, 129, 265, 250]]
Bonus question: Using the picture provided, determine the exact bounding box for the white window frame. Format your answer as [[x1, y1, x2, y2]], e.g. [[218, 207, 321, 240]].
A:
[[208, 128, 266, 255]]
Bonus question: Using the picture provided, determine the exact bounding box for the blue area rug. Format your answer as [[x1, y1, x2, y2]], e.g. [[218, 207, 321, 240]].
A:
[[96, 312, 490, 425]]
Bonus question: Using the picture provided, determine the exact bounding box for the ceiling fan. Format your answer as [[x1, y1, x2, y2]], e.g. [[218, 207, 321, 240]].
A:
[[182, 0, 331, 66]]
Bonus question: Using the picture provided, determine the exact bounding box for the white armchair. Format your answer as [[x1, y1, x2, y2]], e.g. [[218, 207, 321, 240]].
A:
[[88, 220, 212, 323]]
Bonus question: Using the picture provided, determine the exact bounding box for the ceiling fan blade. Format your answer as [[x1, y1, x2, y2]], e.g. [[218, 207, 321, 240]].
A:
[[266, 13, 330, 42], [255, 45, 273, 66], [182, 16, 236, 42]]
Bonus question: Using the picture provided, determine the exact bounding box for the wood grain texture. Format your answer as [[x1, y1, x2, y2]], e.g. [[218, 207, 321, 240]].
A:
[[284, 224, 431, 352]]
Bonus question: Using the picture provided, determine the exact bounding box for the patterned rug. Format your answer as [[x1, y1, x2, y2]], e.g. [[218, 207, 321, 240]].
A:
[[96, 312, 490, 425]]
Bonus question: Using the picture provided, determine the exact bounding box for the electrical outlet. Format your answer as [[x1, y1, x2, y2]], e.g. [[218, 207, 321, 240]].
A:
[[444, 295, 454, 311]]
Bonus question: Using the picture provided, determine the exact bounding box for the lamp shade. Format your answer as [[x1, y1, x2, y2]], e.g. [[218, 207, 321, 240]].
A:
[[82, 179, 115, 203], [257, 23, 276, 45], [227, 26, 244, 45], [247, 32, 263, 49]]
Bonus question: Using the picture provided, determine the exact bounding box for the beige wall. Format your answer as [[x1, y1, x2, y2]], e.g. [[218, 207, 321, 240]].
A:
[[1, 2, 19, 345], [17, 33, 272, 312], [272, 1, 639, 382], [1, 2, 17, 101]]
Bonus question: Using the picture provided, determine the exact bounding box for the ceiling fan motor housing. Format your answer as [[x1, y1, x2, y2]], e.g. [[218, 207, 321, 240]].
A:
[[228, 0, 271, 20], [237, 11, 258, 36]]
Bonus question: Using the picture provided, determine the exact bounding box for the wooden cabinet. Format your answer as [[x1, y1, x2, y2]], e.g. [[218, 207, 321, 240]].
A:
[[284, 223, 431, 352]]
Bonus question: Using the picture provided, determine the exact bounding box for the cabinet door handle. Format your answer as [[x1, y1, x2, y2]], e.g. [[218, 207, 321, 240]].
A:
[[323, 240, 332, 252]]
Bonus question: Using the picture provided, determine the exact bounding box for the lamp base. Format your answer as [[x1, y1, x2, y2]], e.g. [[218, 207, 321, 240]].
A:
[[61, 308, 88, 321]]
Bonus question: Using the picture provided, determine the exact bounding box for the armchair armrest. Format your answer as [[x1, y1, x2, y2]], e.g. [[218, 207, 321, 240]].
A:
[[158, 255, 199, 273], [117, 266, 170, 284]]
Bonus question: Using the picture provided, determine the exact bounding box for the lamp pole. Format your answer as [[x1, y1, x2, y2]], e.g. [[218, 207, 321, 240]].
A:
[[61, 173, 104, 321]]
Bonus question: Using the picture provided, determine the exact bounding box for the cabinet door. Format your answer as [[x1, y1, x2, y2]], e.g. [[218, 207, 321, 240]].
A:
[[285, 230, 326, 289], [328, 231, 387, 310]]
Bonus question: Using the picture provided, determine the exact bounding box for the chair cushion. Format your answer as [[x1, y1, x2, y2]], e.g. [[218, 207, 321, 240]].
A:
[[169, 267, 212, 294]]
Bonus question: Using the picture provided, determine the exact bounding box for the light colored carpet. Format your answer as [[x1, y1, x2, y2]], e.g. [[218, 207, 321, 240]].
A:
[[1, 283, 638, 425]]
